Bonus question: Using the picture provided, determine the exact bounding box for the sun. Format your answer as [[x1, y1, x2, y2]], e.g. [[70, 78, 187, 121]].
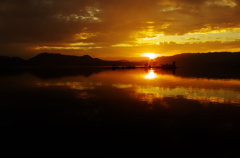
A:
[[141, 52, 161, 59]]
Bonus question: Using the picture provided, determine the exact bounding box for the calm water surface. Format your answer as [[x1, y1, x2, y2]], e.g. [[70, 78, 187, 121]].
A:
[[1, 68, 240, 156]]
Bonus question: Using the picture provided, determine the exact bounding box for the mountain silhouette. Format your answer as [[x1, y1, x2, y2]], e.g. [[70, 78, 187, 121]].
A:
[[156, 52, 240, 69], [0, 56, 26, 67], [27, 53, 107, 66], [26, 53, 140, 67]]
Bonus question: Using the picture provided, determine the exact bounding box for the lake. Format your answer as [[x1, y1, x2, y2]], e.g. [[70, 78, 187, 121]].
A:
[[1, 67, 240, 157]]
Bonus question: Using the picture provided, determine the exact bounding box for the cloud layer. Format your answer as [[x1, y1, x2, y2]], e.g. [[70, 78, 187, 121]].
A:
[[0, 0, 240, 59]]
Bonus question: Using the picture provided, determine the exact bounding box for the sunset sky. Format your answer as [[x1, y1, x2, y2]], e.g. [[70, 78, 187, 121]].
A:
[[0, 0, 240, 60]]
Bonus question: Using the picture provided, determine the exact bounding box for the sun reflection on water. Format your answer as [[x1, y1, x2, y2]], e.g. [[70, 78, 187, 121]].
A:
[[33, 69, 240, 106], [144, 69, 157, 79]]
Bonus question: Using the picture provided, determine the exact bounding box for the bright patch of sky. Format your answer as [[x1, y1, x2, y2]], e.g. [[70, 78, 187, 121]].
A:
[[205, 0, 237, 8], [137, 29, 240, 45]]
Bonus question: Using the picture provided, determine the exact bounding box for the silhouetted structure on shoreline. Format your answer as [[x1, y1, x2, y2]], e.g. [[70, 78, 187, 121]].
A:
[[144, 61, 177, 69], [160, 61, 177, 69], [111, 65, 136, 69]]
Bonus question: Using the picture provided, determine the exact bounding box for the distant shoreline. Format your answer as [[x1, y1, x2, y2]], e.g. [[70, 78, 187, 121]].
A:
[[1, 52, 239, 69]]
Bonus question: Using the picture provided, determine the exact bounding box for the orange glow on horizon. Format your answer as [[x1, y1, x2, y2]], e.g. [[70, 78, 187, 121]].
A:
[[141, 53, 161, 59]]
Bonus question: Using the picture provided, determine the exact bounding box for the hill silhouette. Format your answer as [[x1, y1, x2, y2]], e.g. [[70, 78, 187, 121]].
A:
[[156, 52, 240, 69], [0, 53, 137, 67], [27, 53, 141, 67], [27, 53, 107, 66], [0, 56, 26, 67]]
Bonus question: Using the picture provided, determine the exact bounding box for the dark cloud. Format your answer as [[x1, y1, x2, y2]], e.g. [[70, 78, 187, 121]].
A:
[[0, 0, 89, 43]]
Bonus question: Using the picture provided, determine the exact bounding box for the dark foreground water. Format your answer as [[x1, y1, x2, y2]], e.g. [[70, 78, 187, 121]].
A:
[[1, 67, 240, 157]]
